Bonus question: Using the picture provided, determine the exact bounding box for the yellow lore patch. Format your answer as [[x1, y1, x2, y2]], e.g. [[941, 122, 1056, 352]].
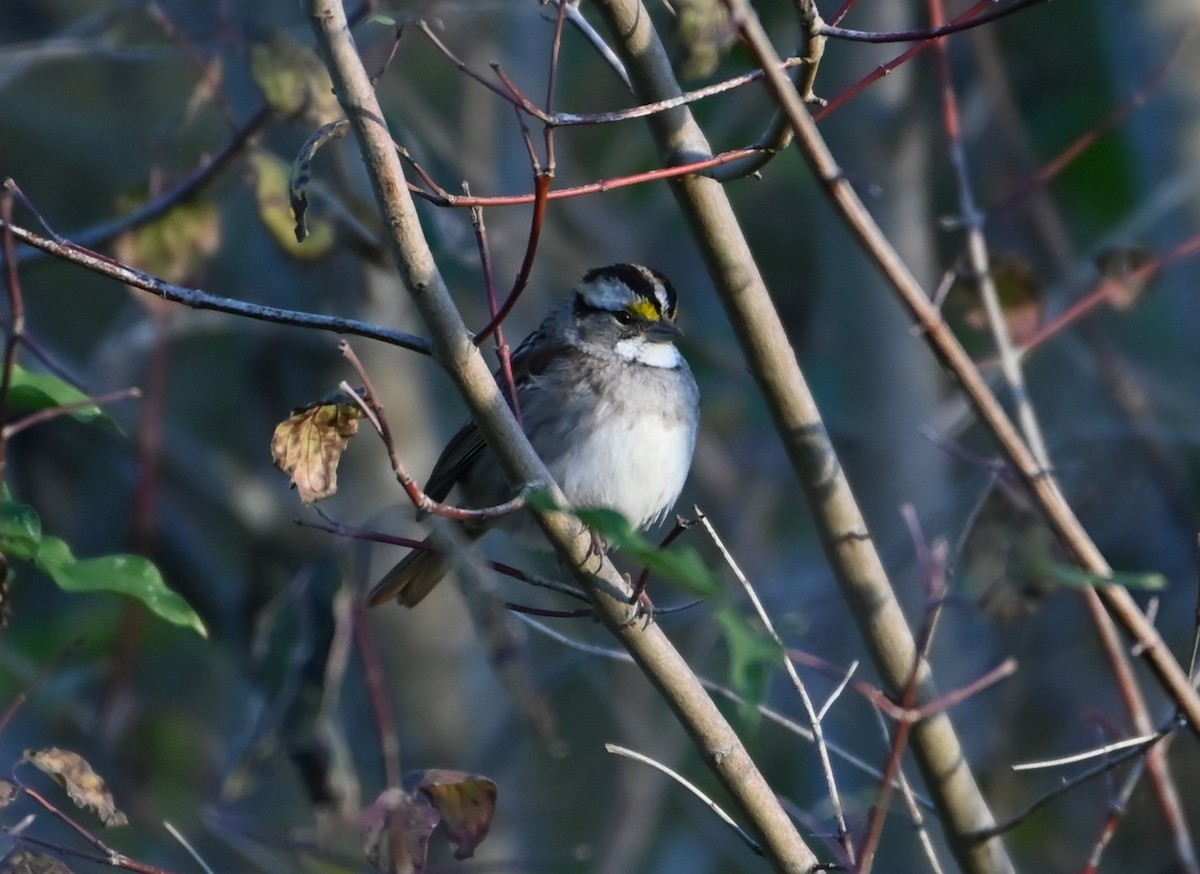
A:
[[629, 297, 660, 321]]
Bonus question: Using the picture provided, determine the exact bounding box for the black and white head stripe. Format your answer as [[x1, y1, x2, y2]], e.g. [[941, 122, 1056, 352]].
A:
[[578, 264, 678, 320]]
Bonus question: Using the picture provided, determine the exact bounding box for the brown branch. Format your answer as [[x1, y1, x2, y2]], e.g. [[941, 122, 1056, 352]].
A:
[[306, 2, 820, 870], [0, 214, 431, 354], [14, 106, 272, 265], [336, 347, 530, 523], [721, 0, 1200, 740], [820, 0, 1048, 43]]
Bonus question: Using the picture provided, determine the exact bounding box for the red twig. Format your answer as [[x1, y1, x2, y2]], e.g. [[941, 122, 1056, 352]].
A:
[[334, 357, 529, 524], [992, 26, 1196, 214], [1020, 234, 1200, 356]]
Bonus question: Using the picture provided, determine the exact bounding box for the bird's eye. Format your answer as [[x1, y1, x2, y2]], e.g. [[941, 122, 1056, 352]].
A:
[[612, 310, 635, 326]]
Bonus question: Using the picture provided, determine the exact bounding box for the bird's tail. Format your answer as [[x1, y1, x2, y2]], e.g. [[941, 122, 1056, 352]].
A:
[[367, 538, 450, 608]]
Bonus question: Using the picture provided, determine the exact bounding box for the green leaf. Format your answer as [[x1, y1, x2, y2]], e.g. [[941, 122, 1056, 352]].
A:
[[1031, 561, 1167, 592], [8, 364, 113, 427], [0, 500, 42, 561], [41, 547, 207, 638], [715, 609, 781, 726], [574, 507, 723, 598], [0, 499, 206, 637]]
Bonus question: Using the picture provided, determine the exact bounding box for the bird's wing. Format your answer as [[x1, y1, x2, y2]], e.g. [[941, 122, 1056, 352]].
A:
[[423, 419, 487, 503], [421, 320, 573, 504]]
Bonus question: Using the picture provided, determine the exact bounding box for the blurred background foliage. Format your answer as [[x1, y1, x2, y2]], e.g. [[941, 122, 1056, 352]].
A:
[[2, 0, 1200, 871]]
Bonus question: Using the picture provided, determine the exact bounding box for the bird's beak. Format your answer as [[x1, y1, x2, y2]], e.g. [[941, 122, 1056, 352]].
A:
[[646, 317, 683, 342]]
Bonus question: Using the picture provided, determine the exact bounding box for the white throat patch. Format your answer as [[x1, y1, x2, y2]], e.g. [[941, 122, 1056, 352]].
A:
[[614, 336, 681, 368]]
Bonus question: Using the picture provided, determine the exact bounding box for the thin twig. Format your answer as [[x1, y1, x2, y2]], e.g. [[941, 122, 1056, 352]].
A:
[[605, 744, 764, 855], [820, 0, 1047, 43], [516, 612, 936, 808], [696, 508, 854, 863], [721, 0, 1200, 737], [334, 363, 530, 523], [2, 387, 141, 439], [0, 215, 431, 353]]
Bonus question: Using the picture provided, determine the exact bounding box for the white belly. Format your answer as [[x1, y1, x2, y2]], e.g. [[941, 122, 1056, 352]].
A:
[[548, 410, 694, 530]]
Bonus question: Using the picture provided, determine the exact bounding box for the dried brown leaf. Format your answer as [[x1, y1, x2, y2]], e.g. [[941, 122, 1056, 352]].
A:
[[414, 770, 497, 860], [362, 787, 440, 874], [959, 254, 1044, 346], [1, 850, 75, 874], [249, 152, 335, 259], [271, 399, 364, 504], [23, 748, 127, 827], [1096, 245, 1155, 310]]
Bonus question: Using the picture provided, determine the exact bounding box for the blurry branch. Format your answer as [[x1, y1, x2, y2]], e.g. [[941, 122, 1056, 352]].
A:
[[604, 743, 764, 857], [1019, 234, 1200, 355], [929, 0, 1048, 466], [15, 106, 272, 265], [588, 0, 1014, 872], [0, 212, 432, 354], [303, 2, 820, 871], [819, 0, 1048, 43], [928, 0, 1192, 853], [720, 0, 1200, 736], [516, 612, 935, 810], [992, 26, 1195, 214]]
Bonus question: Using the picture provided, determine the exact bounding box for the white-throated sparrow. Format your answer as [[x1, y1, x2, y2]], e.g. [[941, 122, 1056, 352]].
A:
[[368, 264, 700, 608]]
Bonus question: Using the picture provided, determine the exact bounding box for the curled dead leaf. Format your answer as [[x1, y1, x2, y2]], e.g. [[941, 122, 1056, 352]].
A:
[[271, 397, 365, 504], [23, 748, 127, 827], [413, 770, 498, 860], [1096, 245, 1155, 310], [1, 850, 75, 874]]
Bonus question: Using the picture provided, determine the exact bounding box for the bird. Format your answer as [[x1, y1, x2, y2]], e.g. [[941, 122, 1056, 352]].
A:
[[368, 263, 700, 608]]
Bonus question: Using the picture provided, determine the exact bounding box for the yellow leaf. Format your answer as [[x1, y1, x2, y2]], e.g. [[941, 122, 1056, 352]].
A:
[[24, 748, 127, 827], [271, 399, 364, 504]]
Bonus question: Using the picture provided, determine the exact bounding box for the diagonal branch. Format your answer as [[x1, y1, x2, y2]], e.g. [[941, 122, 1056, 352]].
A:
[[718, 0, 1200, 735], [303, 2, 820, 871], [588, 0, 1015, 872]]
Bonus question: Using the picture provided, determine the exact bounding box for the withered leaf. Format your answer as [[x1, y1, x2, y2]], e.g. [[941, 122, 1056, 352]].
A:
[[250, 35, 340, 122], [1096, 245, 1155, 310], [23, 748, 128, 827], [362, 787, 440, 874], [1, 850, 75, 874], [413, 770, 497, 860], [0, 779, 19, 808], [271, 398, 365, 504], [249, 152, 335, 259], [959, 254, 1044, 346], [290, 121, 350, 244], [113, 195, 220, 291]]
